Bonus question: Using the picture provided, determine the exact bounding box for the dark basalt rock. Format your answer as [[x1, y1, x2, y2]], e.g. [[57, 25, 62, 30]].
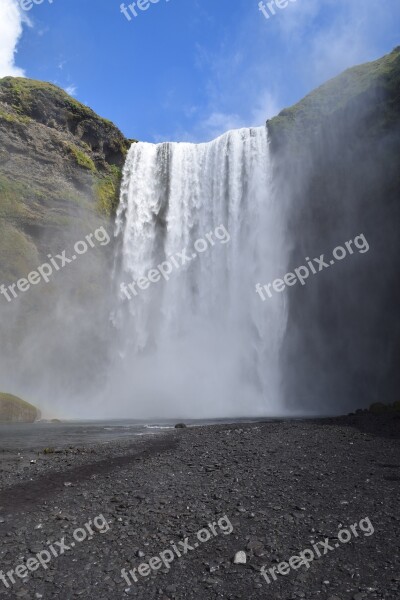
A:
[[267, 47, 400, 414]]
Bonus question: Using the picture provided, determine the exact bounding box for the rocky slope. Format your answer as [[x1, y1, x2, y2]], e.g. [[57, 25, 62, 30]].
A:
[[267, 47, 400, 413], [0, 79, 135, 405], [0, 392, 39, 423], [0, 77, 133, 284], [267, 47, 400, 150]]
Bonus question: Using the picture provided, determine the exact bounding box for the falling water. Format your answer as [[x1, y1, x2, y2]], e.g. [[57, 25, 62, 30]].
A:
[[109, 127, 288, 419]]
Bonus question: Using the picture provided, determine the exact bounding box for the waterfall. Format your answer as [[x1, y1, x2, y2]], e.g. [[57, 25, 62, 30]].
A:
[[109, 127, 288, 419]]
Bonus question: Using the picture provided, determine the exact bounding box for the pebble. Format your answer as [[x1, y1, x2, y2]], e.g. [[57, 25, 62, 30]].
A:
[[233, 551, 247, 564], [0, 417, 397, 600]]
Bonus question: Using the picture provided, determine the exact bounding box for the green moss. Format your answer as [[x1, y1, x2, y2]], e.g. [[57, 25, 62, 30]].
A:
[[0, 174, 86, 282], [80, 141, 92, 153], [0, 174, 69, 229], [0, 176, 42, 283], [0, 175, 29, 217], [0, 222, 39, 283], [67, 144, 96, 173], [0, 77, 105, 124], [94, 164, 122, 216], [0, 108, 31, 124], [0, 392, 39, 423]]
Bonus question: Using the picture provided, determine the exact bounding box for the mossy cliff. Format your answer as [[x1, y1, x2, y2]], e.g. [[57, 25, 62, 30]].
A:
[[266, 47, 400, 413], [267, 47, 400, 151], [0, 79, 136, 402], [0, 77, 134, 284], [0, 392, 39, 423]]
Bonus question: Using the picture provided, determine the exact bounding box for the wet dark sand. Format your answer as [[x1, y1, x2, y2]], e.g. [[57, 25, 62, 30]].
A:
[[0, 414, 399, 600]]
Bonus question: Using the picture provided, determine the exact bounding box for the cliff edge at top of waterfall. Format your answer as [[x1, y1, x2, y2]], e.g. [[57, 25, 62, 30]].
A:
[[267, 46, 400, 150]]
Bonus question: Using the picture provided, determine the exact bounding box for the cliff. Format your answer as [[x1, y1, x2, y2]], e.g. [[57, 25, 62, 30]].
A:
[[267, 47, 400, 151], [267, 47, 400, 413], [0, 77, 133, 284], [0, 78, 135, 402]]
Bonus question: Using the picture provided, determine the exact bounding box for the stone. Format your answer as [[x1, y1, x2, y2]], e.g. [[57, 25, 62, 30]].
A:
[[233, 551, 247, 564]]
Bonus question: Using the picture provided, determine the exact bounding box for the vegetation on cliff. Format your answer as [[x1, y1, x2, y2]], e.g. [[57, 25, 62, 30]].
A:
[[0, 392, 39, 423], [0, 77, 131, 165], [0, 77, 132, 218], [0, 77, 135, 284], [266, 47, 400, 413], [267, 46, 400, 149]]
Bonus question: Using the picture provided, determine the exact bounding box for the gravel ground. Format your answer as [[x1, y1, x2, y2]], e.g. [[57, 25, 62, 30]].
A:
[[0, 414, 399, 600]]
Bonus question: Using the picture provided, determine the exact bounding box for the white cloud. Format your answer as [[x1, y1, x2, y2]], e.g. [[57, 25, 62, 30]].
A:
[[184, 90, 280, 142], [197, 111, 245, 141], [0, 0, 25, 78], [271, 0, 400, 87], [178, 0, 400, 142], [153, 110, 245, 143], [250, 89, 281, 125], [65, 84, 77, 96]]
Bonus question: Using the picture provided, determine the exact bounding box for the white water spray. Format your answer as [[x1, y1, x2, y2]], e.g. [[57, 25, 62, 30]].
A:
[[109, 127, 288, 419]]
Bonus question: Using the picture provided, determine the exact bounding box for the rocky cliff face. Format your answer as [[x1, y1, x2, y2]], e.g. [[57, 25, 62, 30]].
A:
[[0, 79, 135, 408], [0, 77, 133, 284], [267, 47, 400, 413]]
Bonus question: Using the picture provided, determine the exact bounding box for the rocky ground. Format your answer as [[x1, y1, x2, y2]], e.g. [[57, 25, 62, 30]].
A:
[[0, 414, 399, 600]]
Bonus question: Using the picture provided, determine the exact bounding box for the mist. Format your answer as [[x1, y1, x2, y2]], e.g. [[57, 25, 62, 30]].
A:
[[269, 73, 400, 414], [0, 199, 117, 419], [98, 127, 290, 420], [0, 126, 290, 420]]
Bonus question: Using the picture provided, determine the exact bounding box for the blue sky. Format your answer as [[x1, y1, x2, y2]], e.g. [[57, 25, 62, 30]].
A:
[[1, 0, 399, 142]]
